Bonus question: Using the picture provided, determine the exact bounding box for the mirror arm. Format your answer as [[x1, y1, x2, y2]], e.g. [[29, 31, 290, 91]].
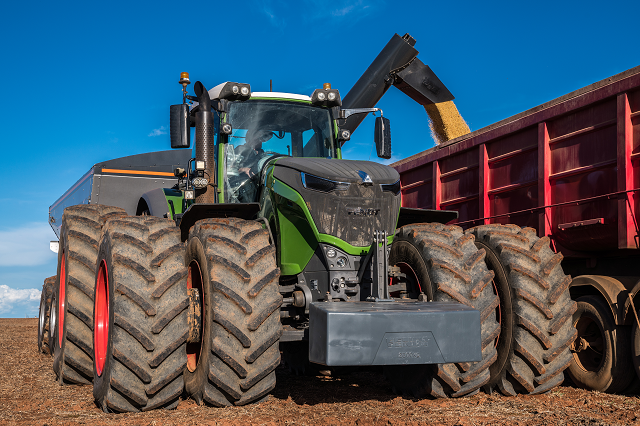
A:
[[339, 107, 383, 119]]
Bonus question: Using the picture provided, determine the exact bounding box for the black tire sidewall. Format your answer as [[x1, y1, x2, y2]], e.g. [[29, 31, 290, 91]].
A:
[[389, 238, 434, 300], [53, 227, 70, 378], [567, 295, 616, 391], [474, 240, 514, 389], [93, 233, 117, 408], [38, 289, 47, 351], [183, 235, 213, 404]]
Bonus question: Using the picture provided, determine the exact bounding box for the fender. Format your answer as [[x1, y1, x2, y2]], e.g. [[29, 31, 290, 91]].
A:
[[179, 203, 261, 241], [137, 188, 184, 218], [570, 275, 637, 325], [396, 207, 458, 229]]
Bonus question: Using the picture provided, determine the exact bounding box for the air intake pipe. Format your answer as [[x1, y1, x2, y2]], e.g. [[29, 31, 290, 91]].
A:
[[194, 81, 216, 204]]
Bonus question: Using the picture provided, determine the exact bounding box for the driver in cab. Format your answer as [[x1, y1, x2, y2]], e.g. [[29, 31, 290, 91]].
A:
[[237, 129, 274, 178]]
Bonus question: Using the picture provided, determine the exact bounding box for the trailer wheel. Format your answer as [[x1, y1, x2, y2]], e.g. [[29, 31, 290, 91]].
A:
[[385, 223, 500, 398], [467, 224, 577, 395], [53, 205, 126, 384], [566, 295, 634, 393], [183, 218, 282, 407], [38, 276, 55, 354], [93, 216, 188, 412]]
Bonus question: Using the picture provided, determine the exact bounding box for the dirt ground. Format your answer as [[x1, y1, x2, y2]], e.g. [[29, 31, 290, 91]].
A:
[[1, 319, 639, 426]]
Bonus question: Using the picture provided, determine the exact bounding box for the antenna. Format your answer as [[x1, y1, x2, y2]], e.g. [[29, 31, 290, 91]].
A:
[[270, 79, 273, 92]]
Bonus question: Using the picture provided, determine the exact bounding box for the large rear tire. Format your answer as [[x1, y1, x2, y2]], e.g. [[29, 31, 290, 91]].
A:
[[467, 224, 577, 395], [38, 276, 55, 354], [93, 216, 188, 412], [184, 218, 282, 406], [567, 295, 634, 393], [52, 205, 125, 384], [384, 223, 500, 398]]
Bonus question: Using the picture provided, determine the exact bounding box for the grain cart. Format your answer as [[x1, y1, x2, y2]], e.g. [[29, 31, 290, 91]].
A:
[[392, 66, 640, 394], [46, 34, 502, 412]]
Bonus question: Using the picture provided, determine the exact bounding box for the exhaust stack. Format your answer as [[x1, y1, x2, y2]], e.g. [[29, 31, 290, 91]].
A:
[[193, 81, 216, 204]]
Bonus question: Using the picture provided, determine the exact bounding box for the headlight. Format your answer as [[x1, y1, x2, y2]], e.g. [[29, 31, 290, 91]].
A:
[[192, 177, 209, 189], [326, 249, 336, 258], [310, 88, 342, 107], [240, 86, 249, 96], [317, 92, 326, 101], [232, 85, 239, 94], [328, 92, 336, 101], [301, 172, 350, 193], [336, 257, 347, 268]]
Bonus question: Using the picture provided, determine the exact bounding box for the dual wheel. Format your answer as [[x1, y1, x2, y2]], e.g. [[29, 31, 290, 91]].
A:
[[91, 216, 281, 411], [385, 223, 577, 397]]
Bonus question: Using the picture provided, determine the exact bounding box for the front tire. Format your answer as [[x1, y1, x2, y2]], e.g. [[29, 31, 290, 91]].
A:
[[184, 218, 282, 406], [93, 216, 188, 412], [385, 223, 500, 398], [467, 224, 578, 395]]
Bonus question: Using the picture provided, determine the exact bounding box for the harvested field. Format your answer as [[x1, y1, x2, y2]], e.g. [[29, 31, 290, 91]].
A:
[[1, 318, 639, 426]]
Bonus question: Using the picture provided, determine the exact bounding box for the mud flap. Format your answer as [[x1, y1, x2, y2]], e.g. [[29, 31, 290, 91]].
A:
[[309, 301, 481, 366]]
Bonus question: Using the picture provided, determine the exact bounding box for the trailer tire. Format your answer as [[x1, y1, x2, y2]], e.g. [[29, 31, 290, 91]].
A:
[[467, 224, 577, 396], [184, 218, 282, 407], [93, 216, 188, 412], [384, 223, 500, 398], [53, 205, 126, 384], [567, 295, 634, 393], [38, 276, 55, 354]]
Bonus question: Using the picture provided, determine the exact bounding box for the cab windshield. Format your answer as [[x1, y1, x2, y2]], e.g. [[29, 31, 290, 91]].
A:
[[221, 100, 336, 203], [227, 100, 336, 158]]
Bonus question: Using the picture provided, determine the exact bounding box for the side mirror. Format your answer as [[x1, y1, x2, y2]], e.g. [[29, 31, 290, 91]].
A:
[[170, 104, 190, 149], [374, 116, 391, 159]]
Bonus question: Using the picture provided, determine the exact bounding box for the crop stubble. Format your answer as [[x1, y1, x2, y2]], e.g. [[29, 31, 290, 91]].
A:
[[1, 318, 639, 425]]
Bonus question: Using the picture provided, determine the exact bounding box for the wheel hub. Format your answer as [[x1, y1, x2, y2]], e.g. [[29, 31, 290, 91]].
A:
[[94, 260, 109, 377], [186, 260, 204, 373]]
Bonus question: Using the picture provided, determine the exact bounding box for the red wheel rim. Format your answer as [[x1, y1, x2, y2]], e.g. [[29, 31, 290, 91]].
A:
[[94, 260, 109, 377], [186, 260, 204, 372], [58, 251, 66, 347]]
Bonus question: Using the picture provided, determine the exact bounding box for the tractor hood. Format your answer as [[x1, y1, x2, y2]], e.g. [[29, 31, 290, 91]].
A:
[[273, 158, 399, 185], [272, 158, 401, 247]]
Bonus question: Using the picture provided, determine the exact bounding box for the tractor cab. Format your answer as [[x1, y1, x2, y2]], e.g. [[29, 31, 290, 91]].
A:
[[222, 93, 339, 203]]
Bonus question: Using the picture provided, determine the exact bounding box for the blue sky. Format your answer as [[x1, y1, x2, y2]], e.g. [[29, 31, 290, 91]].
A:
[[1, 0, 638, 317]]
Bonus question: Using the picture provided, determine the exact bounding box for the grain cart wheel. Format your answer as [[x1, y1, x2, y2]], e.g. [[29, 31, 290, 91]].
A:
[[93, 216, 188, 412], [52, 205, 126, 384], [467, 224, 578, 396], [385, 223, 500, 398], [183, 218, 282, 407], [567, 295, 634, 393], [38, 276, 55, 354]]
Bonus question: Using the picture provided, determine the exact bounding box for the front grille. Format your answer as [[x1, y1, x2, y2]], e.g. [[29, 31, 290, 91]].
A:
[[304, 182, 400, 247]]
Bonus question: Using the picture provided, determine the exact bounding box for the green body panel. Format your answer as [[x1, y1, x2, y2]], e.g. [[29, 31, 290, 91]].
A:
[[163, 188, 188, 220]]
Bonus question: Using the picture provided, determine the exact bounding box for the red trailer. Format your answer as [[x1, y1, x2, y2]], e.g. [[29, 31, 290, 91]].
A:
[[393, 66, 640, 393]]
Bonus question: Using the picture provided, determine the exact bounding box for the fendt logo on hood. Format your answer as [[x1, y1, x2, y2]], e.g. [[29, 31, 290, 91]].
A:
[[346, 207, 380, 216], [357, 170, 373, 185]]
